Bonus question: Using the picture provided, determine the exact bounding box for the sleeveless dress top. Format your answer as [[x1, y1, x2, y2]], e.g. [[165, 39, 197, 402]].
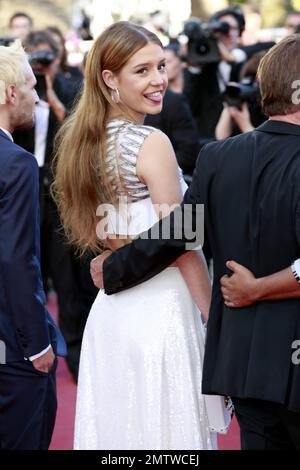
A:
[[102, 119, 187, 237]]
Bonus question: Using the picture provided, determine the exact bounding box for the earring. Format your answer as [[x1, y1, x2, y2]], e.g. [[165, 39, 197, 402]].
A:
[[111, 88, 120, 104]]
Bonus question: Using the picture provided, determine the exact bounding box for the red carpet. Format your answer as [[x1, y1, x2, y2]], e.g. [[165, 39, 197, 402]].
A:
[[47, 293, 240, 450], [49, 357, 76, 450]]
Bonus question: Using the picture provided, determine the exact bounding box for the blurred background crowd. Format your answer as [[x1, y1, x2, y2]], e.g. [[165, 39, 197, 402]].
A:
[[1, 0, 300, 383]]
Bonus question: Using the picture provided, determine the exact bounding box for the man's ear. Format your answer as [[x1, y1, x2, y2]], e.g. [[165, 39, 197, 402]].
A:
[[102, 70, 118, 90], [0, 80, 7, 105], [6, 84, 18, 105]]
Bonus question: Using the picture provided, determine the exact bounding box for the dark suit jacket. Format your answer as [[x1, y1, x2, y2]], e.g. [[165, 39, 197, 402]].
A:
[[0, 130, 66, 362], [145, 89, 200, 175], [102, 120, 300, 412]]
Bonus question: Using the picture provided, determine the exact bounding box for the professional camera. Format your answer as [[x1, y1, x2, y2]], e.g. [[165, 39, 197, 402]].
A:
[[28, 48, 56, 67], [0, 37, 14, 47], [222, 78, 260, 108], [183, 18, 230, 66], [28, 49, 57, 101]]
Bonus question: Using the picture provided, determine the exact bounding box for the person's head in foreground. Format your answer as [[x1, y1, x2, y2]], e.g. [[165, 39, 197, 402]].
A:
[[257, 34, 300, 117], [0, 40, 39, 133]]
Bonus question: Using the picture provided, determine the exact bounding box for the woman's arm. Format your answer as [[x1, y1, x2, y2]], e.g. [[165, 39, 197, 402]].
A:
[[137, 130, 211, 320], [176, 250, 211, 322]]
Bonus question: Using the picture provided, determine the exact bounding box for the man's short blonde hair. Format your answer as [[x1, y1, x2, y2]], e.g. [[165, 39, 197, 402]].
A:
[[0, 40, 28, 104]]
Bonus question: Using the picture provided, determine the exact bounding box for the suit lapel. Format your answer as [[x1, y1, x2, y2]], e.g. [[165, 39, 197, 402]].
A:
[[0, 128, 13, 142]]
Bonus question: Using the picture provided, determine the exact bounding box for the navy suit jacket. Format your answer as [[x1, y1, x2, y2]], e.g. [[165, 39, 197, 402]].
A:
[[0, 129, 66, 363]]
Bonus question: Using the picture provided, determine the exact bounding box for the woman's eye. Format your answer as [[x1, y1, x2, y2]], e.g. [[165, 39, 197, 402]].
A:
[[137, 68, 147, 74], [159, 63, 166, 70]]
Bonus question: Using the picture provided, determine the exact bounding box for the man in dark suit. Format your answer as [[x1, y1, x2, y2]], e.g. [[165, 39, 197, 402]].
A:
[[0, 41, 66, 449], [183, 7, 246, 141], [92, 35, 300, 449]]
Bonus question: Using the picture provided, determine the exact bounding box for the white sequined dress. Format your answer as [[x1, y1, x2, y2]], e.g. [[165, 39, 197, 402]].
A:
[[74, 119, 217, 450]]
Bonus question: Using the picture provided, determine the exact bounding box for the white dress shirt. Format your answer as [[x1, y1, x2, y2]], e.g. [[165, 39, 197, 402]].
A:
[[217, 48, 247, 93], [0, 127, 13, 141], [34, 99, 50, 167]]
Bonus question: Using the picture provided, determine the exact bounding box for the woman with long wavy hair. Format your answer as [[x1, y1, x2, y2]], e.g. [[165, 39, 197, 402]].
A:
[[53, 21, 218, 450]]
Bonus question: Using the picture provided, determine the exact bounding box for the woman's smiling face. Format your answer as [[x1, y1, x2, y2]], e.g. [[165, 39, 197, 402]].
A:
[[104, 42, 168, 123]]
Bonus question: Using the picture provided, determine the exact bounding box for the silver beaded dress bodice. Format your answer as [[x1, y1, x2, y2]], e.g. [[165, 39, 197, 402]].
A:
[[106, 119, 156, 202], [104, 118, 187, 237]]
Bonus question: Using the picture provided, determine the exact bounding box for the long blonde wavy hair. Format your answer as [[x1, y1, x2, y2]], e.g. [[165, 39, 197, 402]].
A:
[[52, 22, 162, 255]]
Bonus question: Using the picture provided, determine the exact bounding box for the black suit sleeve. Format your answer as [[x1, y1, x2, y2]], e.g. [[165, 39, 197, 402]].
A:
[[0, 149, 50, 357], [296, 198, 300, 249], [103, 146, 208, 295]]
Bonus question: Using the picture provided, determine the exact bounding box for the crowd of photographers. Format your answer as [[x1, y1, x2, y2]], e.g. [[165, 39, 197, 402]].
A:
[[2, 6, 300, 381]]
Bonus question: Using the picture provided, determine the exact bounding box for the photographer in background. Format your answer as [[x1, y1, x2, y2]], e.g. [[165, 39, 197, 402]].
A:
[[14, 30, 72, 205], [216, 50, 267, 140], [183, 6, 246, 141], [46, 26, 83, 97], [8, 12, 33, 43], [25, 30, 68, 123], [14, 30, 71, 202]]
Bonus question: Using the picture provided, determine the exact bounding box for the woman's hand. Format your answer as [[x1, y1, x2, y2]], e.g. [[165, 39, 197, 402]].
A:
[[90, 250, 112, 289]]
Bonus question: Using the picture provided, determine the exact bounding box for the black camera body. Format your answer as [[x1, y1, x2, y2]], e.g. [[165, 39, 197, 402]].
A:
[[0, 37, 14, 47], [183, 19, 229, 66], [222, 79, 260, 108], [28, 48, 56, 67], [28, 49, 57, 101]]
